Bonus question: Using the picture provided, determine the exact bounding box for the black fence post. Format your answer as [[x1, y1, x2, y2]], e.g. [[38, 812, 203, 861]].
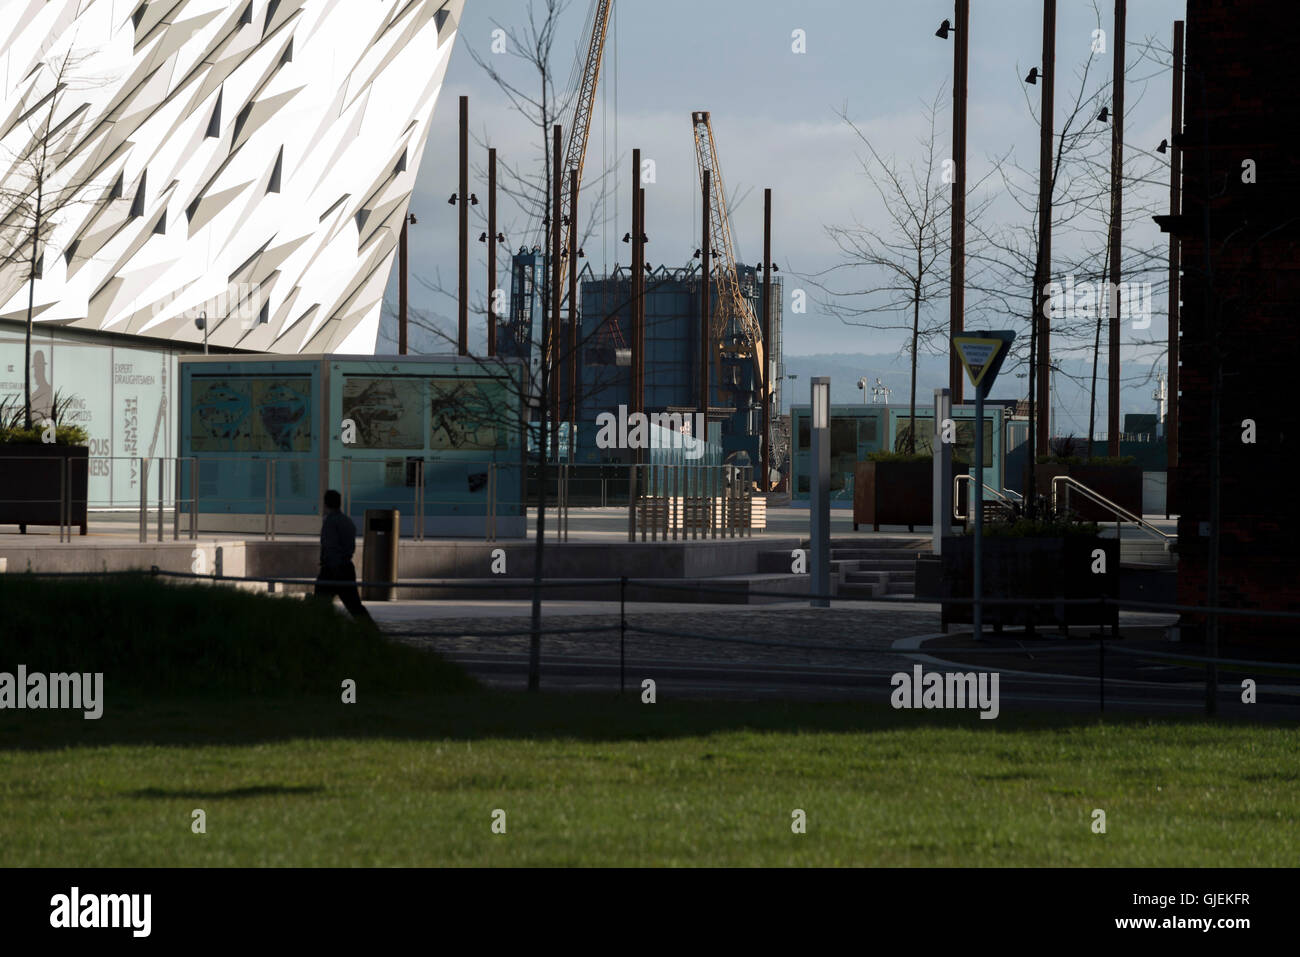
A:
[[1098, 599, 1106, 714], [620, 576, 627, 694]]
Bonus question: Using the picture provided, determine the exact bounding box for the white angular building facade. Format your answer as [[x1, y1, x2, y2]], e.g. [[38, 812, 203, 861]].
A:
[[0, 0, 465, 354]]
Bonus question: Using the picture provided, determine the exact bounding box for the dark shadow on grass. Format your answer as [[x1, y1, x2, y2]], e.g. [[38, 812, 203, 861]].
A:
[[125, 785, 324, 799], [3, 688, 1293, 753]]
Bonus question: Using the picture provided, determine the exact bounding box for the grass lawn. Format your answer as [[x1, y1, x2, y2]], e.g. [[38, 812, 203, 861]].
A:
[[2, 575, 1296, 866], [2, 694, 1296, 867]]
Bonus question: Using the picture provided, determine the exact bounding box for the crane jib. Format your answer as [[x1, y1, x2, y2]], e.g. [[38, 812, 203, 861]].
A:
[[691, 112, 767, 387]]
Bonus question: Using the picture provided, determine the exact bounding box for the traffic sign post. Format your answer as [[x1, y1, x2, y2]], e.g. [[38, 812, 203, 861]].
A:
[[953, 332, 1015, 642]]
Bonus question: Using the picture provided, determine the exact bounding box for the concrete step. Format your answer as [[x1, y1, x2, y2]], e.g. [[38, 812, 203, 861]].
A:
[[838, 582, 884, 598], [830, 548, 928, 561], [841, 559, 917, 572], [885, 581, 916, 596]]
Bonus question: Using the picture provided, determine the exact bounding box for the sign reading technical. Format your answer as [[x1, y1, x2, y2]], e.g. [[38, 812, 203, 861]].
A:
[[0, 667, 103, 719]]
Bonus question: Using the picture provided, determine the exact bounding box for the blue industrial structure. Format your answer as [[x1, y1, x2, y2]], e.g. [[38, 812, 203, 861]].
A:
[[501, 252, 782, 470]]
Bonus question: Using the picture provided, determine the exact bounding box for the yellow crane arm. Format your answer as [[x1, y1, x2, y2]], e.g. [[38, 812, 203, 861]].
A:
[[690, 110, 766, 392], [557, 0, 614, 302]]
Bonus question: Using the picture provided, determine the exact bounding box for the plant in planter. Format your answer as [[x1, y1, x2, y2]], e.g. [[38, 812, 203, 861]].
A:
[[1034, 434, 1140, 521], [853, 448, 969, 532], [939, 502, 1117, 634], [0, 391, 91, 535]]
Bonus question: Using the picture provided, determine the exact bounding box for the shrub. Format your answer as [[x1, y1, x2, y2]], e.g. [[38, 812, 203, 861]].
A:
[[868, 449, 970, 466], [0, 392, 89, 445], [973, 517, 1101, 538], [1035, 453, 1137, 466]]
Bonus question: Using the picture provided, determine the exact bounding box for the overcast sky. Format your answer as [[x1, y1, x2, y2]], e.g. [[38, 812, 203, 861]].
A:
[[385, 0, 1185, 418]]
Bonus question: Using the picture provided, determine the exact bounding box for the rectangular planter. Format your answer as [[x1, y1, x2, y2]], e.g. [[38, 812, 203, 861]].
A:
[[0, 444, 89, 535], [1035, 463, 1143, 522], [939, 534, 1118, 632], [854, 459, 966, 531]]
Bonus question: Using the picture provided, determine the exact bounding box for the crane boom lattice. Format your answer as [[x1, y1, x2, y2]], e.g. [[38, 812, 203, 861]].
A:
[[691, 110, 766, 390]]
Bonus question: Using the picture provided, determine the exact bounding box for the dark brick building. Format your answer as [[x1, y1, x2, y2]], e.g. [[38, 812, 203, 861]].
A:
[[1169, 0, 1300, 646]]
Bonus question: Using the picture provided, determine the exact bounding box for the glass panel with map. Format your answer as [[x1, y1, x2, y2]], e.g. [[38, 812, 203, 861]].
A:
[[190, 377, 311, 452], [429, 377, 511, 451], [340, 377, 424, 449]]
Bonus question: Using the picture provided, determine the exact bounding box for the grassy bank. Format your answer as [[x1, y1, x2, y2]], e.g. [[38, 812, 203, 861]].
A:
[[2, 694, 1296, 867], [0, 574, 476, 696], [1, 576, 1295, 866]]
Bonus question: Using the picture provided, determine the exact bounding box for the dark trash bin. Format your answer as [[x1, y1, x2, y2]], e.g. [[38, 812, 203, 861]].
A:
[[361, 509, 400, 601]]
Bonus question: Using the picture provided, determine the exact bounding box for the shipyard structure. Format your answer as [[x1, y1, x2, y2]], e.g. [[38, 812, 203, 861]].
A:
[[500, 251, 783, 478]]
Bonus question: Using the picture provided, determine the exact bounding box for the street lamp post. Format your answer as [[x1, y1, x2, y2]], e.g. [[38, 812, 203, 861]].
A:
[[810, 377, 831, 608]]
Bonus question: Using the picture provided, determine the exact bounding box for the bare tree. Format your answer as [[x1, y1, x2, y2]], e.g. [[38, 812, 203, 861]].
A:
[[415, 0, 630, 691], [0, 47, 106, 429], [810, 86, 996, 452], [968, 7, 1175, 478]]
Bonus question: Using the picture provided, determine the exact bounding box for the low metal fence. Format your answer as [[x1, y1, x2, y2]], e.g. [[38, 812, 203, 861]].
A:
[[13, 566, 1297, 718]]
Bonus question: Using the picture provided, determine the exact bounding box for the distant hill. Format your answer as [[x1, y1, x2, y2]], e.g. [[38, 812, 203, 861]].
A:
[[781, 352, 1166, 439]]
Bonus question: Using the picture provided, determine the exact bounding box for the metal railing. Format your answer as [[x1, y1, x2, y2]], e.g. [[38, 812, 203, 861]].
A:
[[1051, 474, 1174, 546], [0, 454, 515, 543], [624, 463, 756, 542], [952, 474, 1022, 522], [0, 454, 200, 543], [16, 566, 1298, 717]]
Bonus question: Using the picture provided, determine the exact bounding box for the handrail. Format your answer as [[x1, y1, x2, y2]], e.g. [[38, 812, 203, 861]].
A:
[[952, 474, 1021, 521], [1050, 475, 1173, 544]]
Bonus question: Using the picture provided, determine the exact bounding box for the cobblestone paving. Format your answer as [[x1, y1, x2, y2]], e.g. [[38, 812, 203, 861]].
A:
[[382, 607, 942, 670]]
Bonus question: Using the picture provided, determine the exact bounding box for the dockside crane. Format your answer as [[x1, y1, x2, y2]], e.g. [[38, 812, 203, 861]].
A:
[[690, 110, 766, 397], [557, 0, 613, 301]]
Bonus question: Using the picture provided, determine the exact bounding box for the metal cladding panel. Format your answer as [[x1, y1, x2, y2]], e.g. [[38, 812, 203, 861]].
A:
[[1, 0, 467, 355]]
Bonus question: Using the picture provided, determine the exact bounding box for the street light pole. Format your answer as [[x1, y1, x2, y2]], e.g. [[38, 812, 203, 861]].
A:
[[1107, 0, 1127, 457], [810, 377, 831, 608], [942, 1, 970, 404]]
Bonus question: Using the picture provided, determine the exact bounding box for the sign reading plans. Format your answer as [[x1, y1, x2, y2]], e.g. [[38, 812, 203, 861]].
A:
[[952, 332, 1015, 389]]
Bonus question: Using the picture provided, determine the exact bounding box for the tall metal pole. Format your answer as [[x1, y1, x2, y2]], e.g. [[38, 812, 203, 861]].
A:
[[551, 124, 562, 461], [638, 186, 647, 419], [488, 147, 498, 357], [631, 148, 642, 421], [1032, 0, 1056, 488], [1166, 21, 1183, 483], [457, 95, 468, 356], [932, 388, 953, 555], [701, 171, 711, 423], [568, 167, 579, 462], [949, 0, 969, 404], [1108, 0, 1126, 456], [399, 216, 409, 355], [973, 380, 985, 641], [810, 378, 830, 608], [761, 188, 772, 492]]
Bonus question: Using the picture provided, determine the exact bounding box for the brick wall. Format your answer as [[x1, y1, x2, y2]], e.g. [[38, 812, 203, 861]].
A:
[[1175, 0, 1300, 646]]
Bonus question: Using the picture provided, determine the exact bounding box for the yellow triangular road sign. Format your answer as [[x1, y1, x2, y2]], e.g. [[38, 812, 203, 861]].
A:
[[953, 336, 1006, 389]]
